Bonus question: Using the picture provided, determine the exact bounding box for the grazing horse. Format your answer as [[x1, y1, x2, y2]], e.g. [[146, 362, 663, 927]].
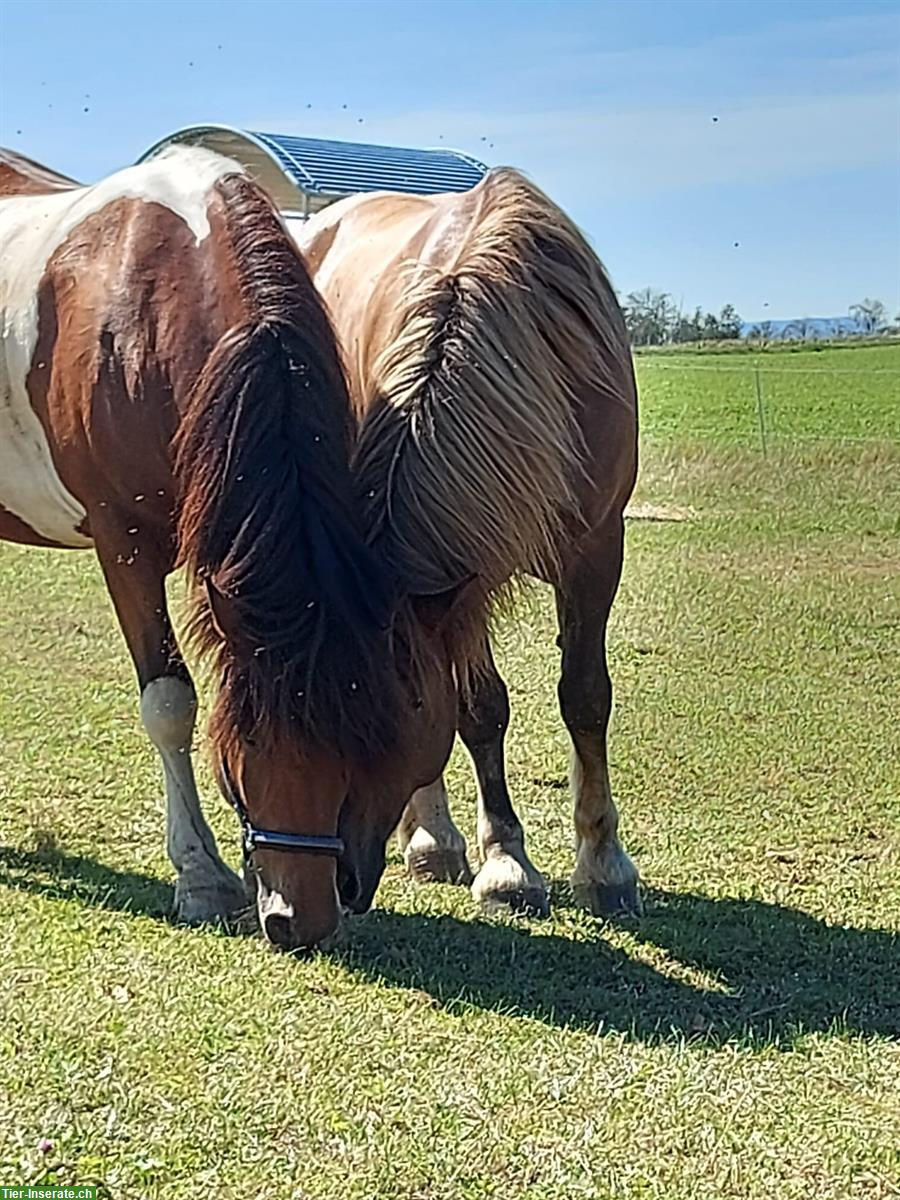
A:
[[0, 146, 459, 949], [292, 168, 640, 918]]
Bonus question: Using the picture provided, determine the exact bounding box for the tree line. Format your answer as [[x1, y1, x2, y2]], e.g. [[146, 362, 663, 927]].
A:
[[621, 289, 894, 347], [621, 288, 742, 346]]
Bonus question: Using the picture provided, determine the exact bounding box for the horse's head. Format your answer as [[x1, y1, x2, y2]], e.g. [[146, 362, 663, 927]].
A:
[[204, 578, 463, 951], [168, 215, 471, 949], [215, 732, 350, 949]]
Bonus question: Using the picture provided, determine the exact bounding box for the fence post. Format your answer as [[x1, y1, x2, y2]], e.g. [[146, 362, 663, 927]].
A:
[[754, 362, 768, 456]]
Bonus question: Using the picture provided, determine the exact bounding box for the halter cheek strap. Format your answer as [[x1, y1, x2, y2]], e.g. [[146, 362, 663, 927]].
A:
[[218, 764, 345, 859]]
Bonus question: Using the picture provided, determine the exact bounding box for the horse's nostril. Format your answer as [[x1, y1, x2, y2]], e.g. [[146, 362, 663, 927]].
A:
[[338, 864, 360, 906], [263, 912, 294, 950]]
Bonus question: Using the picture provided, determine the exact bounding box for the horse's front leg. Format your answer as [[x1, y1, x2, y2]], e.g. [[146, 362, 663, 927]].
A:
[[462, 639, 548, 916], [93, 514, 245, 924]]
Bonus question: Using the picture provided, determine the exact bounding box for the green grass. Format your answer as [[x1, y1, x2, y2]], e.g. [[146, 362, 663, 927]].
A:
[[636, 343, 900, 444], [2, 345, 899, 1199]]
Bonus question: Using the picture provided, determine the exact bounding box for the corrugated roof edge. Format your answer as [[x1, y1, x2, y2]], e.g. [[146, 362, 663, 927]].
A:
[[138, 123, 489, 195], [138, 123, 304, 172]]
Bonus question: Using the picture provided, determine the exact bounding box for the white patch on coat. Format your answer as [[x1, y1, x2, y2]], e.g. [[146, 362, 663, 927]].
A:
[[0, 147, 242, 546]]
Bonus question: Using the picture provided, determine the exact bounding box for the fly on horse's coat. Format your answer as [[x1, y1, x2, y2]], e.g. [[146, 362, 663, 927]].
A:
[[1, 144, 638, 951]]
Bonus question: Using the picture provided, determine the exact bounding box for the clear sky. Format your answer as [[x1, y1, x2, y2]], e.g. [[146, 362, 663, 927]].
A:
[[1, 0, 898, 322]]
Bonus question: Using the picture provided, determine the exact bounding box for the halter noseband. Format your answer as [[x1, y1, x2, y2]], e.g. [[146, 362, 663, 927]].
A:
[[218, 763, 345, 859]]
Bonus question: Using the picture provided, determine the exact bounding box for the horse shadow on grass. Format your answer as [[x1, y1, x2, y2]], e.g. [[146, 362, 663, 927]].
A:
[[340, 887, 900, 1045], [0, 842, 174, 920], [2, 844, 897, 1045]]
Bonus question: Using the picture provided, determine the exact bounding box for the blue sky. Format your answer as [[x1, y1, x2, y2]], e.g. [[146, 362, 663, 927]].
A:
[[1, 0, 898, 321]]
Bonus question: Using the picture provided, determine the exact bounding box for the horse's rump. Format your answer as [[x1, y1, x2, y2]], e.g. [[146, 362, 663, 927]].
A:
[[347, 169, 636, 604]]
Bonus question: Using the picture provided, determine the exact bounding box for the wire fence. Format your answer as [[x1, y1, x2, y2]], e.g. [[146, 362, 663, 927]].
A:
[[633, 357, 900, 454]]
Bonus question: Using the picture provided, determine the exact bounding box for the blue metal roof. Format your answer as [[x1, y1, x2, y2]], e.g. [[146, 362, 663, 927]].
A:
[[139, 125, 488, 214], [246, 129, 487, 197]]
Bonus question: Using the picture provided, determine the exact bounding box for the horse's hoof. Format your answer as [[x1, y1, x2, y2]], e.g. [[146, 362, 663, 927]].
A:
[[174, 870, 247, 926], [573, 878, 643, 917], [472, 851, 549, 918], [479, 885, 551, 919], [406, 845, 473, 886], [404, 828, 472, 886]]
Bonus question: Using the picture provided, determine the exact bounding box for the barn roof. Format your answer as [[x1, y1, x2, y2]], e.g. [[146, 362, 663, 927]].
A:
[[139, 124, 488, 216]]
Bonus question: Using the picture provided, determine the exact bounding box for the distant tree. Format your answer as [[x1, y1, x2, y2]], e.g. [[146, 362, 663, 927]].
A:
[[784, 317, 813, 341], [849, 298, 887, 334], [671, 306, 704, 344], [748, 319, 774, 345], [623, 288, 678, 346], [718, 304, 743, 340], [701, 311, 721, 340]]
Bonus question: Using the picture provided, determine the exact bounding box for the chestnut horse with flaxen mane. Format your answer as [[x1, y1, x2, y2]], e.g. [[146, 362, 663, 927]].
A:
[[0, 146, 463, 950], [293, 168, 640, 919]]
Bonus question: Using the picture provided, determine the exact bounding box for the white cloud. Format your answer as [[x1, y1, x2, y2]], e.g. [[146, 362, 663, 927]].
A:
[[247, 88, 898, 206]]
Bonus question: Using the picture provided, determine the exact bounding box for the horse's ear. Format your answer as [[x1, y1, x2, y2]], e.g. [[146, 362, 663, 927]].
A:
[[410, 576, 477, 633]]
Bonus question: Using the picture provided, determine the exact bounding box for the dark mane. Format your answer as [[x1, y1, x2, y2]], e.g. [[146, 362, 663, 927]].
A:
[[175, 172, 399, 761]]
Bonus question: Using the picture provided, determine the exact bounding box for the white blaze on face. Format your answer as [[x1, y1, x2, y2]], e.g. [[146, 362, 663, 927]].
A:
[[0, 147, 243, 546]]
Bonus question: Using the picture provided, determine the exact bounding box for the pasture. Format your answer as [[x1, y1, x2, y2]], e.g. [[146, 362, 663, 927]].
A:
[[2, 343, 899, 1199]]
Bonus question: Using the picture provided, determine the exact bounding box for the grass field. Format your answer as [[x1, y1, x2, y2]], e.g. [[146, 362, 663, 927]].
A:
[[2, 344, 899, 1199], [636, 343, 900, 445]]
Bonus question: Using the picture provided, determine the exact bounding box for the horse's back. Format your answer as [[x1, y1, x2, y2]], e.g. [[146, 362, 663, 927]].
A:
[[292, 187, 487, 409], [0, 147, 242, 549]]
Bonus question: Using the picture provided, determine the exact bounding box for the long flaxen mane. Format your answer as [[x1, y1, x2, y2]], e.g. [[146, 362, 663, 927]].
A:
[[354, 167, 633, 618], [175, 172, 398, 760]]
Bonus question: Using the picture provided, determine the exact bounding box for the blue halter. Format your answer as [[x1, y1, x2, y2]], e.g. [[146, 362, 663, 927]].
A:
[[218, 764, 345, 859]]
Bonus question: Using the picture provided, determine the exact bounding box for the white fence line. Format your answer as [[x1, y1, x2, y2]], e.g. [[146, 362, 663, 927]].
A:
[[636, 362, 900, 375]]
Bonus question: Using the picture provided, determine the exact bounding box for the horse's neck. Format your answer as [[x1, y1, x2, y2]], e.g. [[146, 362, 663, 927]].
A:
[[0, 149, 79, 199]]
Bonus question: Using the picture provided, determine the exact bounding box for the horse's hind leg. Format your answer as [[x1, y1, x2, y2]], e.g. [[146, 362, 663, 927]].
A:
[[397, 776, 472, 885], [397, 638, 548, 914], [556, 518, 640, 915], [94, 522, 245, 924], [462, 639, 549, 916]]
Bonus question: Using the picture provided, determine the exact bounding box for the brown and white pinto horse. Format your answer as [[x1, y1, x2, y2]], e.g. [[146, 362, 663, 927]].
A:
[[293, 169, 640, 918], [0, 146, 458, 949]]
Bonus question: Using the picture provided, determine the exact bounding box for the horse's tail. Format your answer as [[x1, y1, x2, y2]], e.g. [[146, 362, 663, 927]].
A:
[[354, 167, 636, 598], [174, 172, 395, 757]]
